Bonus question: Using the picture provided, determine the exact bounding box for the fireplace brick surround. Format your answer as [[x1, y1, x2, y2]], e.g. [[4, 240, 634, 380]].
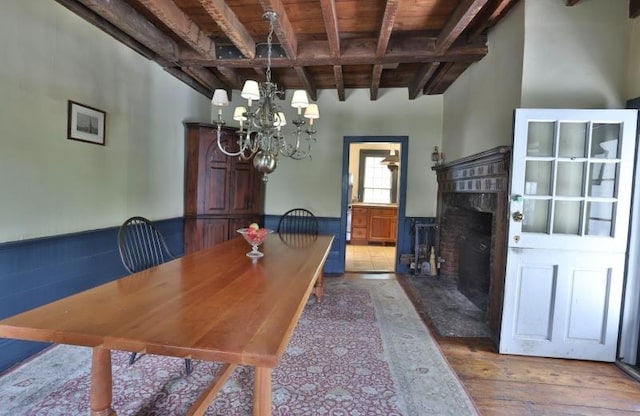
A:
[[433, 146, 511, 339]]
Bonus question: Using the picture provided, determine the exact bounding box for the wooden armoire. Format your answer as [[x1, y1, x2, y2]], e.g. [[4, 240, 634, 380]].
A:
[[183, 122, 264, 254]]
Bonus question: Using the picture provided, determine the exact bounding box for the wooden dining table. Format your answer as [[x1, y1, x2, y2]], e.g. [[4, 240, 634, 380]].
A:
[[0, 232, 334, 416]]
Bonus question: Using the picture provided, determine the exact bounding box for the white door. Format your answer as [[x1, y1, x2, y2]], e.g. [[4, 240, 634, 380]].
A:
[[499, 108, 638, 361]]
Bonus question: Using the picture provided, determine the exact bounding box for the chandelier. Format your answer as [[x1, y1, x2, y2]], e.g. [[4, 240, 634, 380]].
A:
[[210, 11, 320, 182]]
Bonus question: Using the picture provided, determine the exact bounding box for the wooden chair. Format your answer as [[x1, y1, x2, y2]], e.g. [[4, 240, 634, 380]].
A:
[[117, 216, 192, 375], [277, 208, 319, 235]]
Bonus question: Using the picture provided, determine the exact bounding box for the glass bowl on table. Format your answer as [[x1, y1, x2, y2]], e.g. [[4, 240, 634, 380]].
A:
[[237, 227, 274, 258]]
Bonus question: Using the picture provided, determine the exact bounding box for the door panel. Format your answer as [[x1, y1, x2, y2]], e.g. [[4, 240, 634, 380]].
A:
[[501, 108, 637, 361]]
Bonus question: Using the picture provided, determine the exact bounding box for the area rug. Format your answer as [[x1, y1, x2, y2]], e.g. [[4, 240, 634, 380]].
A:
[[0, 277, 478, 415]]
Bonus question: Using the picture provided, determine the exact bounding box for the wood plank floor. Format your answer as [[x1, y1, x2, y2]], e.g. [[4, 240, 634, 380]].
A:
[[349, 273, 640, 415]]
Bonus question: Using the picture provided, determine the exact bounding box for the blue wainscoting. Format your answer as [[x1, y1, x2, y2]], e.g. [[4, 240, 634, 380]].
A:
[[0, 218, 184, 373], [264, 215, 436, 275], [0, 215, 434, 372]]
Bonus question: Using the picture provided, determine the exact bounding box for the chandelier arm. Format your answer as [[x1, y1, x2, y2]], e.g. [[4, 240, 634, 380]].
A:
[[215, 123, 246, 157]]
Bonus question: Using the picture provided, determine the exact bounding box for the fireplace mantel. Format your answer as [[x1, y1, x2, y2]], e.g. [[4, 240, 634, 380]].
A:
[[432, 146, 511, 341]]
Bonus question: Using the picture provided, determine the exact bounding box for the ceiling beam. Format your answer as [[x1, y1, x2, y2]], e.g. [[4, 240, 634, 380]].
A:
[[408, 62, 441, 99], [566, 0, 581, 5], [469, 0, 519, 40], [137, 0, 216, 60], [181, 66, 227, 92], [198, 0, 255, 59], [436, 0, 489, 54], [164, 67, 215, 97], [73, 0, 180, 61], [216, 66, 245, 90], [631, 0, 640, 18], [54, 0, 164, 64], [376, 0, 400, 56], [180, 37, 487, 67], [423, 62, 455, 95], [259, 0, 298, 59], [333, 65, 345, 101], [370, 0, 400, 101], [294, 66, 317, 101], [320, 0, 340, 58], [371, 65, 383, 100]]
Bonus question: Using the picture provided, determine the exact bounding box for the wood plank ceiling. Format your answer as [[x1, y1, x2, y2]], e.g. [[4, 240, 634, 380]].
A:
[[54, 0, 589, 101]]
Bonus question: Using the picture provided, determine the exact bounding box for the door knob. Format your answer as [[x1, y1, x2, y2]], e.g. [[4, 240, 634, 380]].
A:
[[512, 211, 524, 222]]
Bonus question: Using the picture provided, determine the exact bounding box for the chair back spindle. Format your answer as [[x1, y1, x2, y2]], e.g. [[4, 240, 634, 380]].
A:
[[277, 208, 319, 235]]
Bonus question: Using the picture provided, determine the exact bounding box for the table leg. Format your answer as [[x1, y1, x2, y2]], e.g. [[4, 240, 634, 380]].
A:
[[90, 347, 117, 416], [253, 367, 272, 416], [314, 272, 325, 303]]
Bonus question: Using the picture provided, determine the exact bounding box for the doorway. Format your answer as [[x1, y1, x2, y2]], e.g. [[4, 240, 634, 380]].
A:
[[340, 136, 408, 273]]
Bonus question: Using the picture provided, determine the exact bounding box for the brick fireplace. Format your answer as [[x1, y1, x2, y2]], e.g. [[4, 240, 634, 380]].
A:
[[433, 146, 511, 339]]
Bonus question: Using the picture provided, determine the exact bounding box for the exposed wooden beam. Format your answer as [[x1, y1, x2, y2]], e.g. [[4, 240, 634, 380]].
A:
[[469, 0, 519, 40], [333, 65, 345, 101], [423, 62, 455, 95], [181, 66, 226, 92], [216, 66, 244, 90], [54, 0, 164, 64], [181, 37, 487, 67], [197, 0, 255, 59], [408, 62, 441, 100], [631, 0, 640, 18], [259, 0, 298, 59], [294, 66, 317, 101], [370, 64, 383, 101], [436, 0, 489, 54], [566, 0, 581, 5], [320, 0, 340, 58], [164, 67, 213, 97], [376, 0, 400, 56], [74, 0, 180, 61], [137, 0, 216, 59]]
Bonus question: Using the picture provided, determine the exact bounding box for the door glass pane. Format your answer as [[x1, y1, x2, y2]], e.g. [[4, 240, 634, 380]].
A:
[[553, 201, 582, 235], [558, 122, 587, 158], [585, 202, 615, 236], [589, 162, 617, 198], [591, 123, 621, 159], [527, 122, 555, 156], [523, 199, 549, 233], [525, 161, 553, 196], [556, 162, 584, 197]]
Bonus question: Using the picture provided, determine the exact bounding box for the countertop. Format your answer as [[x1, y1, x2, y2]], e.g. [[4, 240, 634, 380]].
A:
[[350, 203, 398, 208]]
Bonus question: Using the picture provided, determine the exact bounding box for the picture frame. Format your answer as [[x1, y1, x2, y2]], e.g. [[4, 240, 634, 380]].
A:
[[67, 100, 106, 146]]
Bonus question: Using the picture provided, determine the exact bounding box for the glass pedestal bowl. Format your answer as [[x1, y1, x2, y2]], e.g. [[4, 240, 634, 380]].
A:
[[237, 228, 273, 258]]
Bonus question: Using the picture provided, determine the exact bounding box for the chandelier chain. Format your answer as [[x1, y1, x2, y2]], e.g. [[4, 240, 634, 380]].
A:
[[266, 15, 274, 84]]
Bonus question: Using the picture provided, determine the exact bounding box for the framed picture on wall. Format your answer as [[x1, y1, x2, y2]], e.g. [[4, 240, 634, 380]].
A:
[[67, 100, 106, 145]]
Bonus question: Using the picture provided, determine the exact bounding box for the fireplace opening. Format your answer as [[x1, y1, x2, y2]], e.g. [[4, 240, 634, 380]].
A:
[[457, 211, 492, 312]]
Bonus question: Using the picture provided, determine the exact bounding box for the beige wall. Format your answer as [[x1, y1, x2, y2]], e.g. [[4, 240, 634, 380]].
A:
[[626, 18, 640, 99], [442, 1, 524, 162], [219, 88, 443, 218], [0, 1, 210, 242], [521, 0, 628, 108]]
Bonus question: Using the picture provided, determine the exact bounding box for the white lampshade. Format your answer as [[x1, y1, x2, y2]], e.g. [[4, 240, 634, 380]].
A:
[[211, 89, 229, 107], [233, 106, 247, 121], [240, 80, 260, 101], [274, 112, 287, 127], [290, 90, 309, 109], [304, 103, 319, 120]]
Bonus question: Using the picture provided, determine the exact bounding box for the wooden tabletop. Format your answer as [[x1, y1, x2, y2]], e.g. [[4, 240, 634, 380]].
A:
[[0, 233, 334, 368]]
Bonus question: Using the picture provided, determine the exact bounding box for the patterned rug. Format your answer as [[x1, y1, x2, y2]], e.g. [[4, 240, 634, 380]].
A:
[[0, 277, 478, 415]]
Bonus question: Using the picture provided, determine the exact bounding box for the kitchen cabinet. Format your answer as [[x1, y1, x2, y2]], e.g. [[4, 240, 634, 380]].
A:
[[183, 123, 264, 253], [350, 205, 397, 245]]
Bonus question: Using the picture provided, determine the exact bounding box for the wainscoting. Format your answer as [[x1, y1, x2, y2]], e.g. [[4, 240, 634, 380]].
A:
[[1, 214, 431, 372]]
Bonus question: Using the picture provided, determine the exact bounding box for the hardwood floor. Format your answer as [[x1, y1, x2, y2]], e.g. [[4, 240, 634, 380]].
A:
[[346, 273, 640, 415]]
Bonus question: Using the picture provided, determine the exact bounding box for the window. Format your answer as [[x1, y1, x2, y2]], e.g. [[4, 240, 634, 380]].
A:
[[358, 150, 398, 203]]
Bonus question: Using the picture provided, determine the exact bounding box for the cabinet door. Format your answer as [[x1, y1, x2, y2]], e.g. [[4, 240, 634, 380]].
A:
[[229, 160, 254, 214], [369, 215, 394, 241], [185, 217, 229, 253], [202, 133, 232, 215]]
